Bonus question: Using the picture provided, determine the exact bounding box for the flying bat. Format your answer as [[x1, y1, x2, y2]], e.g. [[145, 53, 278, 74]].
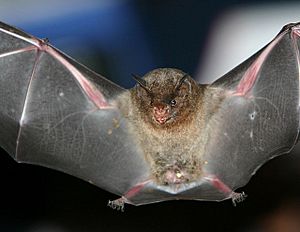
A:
[[0, 21, 299, 212]]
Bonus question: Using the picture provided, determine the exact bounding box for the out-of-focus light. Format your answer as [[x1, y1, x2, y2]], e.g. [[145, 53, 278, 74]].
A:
[[196, 3, 300, 83]]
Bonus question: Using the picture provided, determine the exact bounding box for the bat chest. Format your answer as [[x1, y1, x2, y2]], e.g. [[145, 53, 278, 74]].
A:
[[143, 131, 203, 185]]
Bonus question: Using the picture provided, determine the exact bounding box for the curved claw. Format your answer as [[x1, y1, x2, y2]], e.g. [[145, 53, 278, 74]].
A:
[[231, 191, 247, 207], [107, 197, 126, 212]]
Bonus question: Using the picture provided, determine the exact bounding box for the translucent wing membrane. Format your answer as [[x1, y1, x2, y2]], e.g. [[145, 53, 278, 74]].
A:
[[0, 22, 149, 197]]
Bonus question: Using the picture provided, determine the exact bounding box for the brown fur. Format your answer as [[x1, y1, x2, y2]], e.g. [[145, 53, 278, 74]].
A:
[[116, 68, 225, 185]]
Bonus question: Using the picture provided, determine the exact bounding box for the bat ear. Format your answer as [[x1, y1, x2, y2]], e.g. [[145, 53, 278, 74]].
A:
[[175, 74, 192, 94], [132, 74, 152, 95]]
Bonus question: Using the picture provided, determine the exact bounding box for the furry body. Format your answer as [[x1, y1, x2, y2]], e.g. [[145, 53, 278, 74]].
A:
[[118, 68, 224, 185]]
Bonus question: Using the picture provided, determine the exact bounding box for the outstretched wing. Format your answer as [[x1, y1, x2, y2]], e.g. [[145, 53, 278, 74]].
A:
[[202, 23, 300, 192], [0, 22, 149, 197], [110, 24, 300, 206]]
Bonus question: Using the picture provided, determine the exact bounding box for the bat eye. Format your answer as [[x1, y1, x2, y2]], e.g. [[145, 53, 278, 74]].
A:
[[150, 100, 153, 106], [170, 99, 176, 106]]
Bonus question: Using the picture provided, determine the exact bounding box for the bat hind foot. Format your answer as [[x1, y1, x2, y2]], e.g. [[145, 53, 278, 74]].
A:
[[230, 191, 247, 206], [107, 197, 126, 212]]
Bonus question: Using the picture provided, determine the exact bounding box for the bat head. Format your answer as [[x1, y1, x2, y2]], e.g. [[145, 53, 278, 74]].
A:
[[132, 68, 200, 129]]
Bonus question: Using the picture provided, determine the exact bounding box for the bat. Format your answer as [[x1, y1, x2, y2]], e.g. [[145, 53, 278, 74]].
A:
[[0, 21, 299, 212]]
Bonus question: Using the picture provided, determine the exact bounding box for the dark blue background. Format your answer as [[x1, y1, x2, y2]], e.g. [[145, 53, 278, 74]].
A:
[[12, 0, 236, 88]]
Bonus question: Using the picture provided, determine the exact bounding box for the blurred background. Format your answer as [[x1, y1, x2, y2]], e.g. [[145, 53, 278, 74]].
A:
[[1, 0, 300, 231]]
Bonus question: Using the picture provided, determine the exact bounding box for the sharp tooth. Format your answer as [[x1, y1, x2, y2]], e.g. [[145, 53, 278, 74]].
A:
[[176, 172, 182, 178]]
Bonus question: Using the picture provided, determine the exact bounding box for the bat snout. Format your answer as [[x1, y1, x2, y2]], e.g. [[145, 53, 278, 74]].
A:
[[153, 105, 169, 115], [153, 104, 170, 124]]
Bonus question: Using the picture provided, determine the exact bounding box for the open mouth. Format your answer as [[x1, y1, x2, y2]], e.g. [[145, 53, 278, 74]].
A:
[[153, 115, 171, 125], [153, 112, 177, 125]]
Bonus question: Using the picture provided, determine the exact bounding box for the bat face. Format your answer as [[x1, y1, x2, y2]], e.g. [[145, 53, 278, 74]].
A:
[[132, 68, 200, 129]]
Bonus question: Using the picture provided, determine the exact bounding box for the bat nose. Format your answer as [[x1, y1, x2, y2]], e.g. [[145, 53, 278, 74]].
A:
[[153, 104, 169, 115]]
